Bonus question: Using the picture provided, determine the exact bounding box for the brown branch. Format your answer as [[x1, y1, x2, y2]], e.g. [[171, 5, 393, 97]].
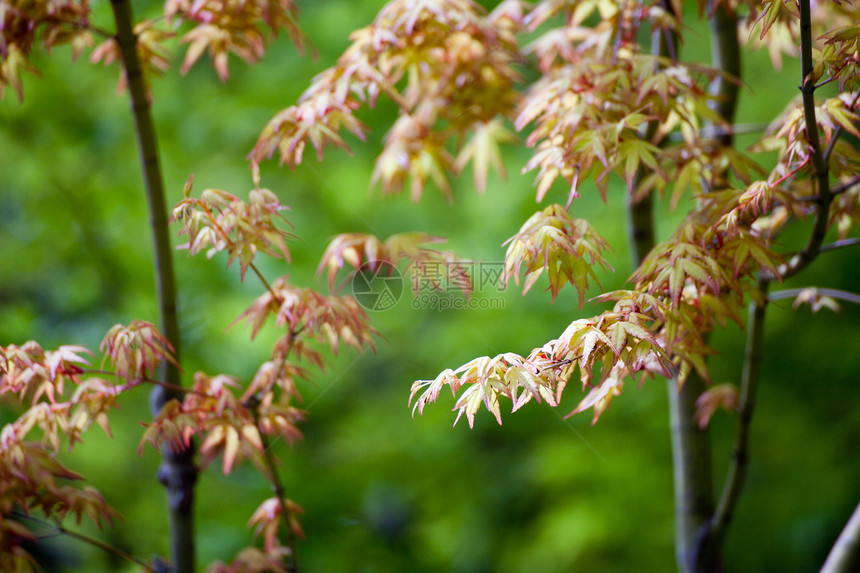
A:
[[709, 278, 770, 552], [778, 0, 832, 281], [108, 0, 196, 570], [821, 500, 860, 573], [251, 406, 300, 573], [708, 3, 741, 148], [15, 512, 154, 572], [245, 329, 303, 573], [831, 174, 860, 198]]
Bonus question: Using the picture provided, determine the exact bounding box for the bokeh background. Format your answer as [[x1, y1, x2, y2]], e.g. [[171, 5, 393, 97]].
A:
[[1, 0, 858, 571]]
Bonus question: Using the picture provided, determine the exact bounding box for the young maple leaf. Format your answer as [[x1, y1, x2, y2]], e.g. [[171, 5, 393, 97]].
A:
[[172, 184, 294, 281], [100, 321, 178, 381], [455, 118, 517, 192], [694, 383, 739, 429], [411, 352, 559, 428], [249, 497, 305, 552], [502, 204, 612, 306]]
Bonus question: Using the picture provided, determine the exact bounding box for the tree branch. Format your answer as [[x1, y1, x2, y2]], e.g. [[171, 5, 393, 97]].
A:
[[830, 174, 860, 198], [779, 0, 832, 280], [769, 287, 860, 306], [709, 278, 770, 550], [108, 0, 196, 570], [708, 3, 740, 148], [821, 500, 860, 573], [660, 4, 743, 572], [14, 512, 154, 572], [245, 330, 303, 573], [252, 407, 300, 573], [821, 238, 860, 253], [668, 370, 718, 573]]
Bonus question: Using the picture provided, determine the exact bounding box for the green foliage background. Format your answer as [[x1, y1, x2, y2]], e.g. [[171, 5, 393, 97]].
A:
[[1, 0, 858, 571]]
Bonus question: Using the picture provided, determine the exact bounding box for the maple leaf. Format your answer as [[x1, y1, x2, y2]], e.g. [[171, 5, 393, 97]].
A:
[[634, 240, 731, 308], [167, 0, 307, 82], [316, 232, 472, 297], [90, 21, 172, 95], [172, 184, 294, 282], [249, 497, 305, 551], [100, 321, 178, 381], [567, 365, 625, 425], [252, 0, 519, 198], [411, 352, 563, 428], [790, 287, 842, 313], [455, 118, 517, 192], [502, 204, 612, 306], [694, 383, 738, 429]]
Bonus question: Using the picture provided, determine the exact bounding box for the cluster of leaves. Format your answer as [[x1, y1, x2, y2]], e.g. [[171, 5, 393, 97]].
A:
[[0, 0, 92, 99], [1, 0, 307, 100], [501, 203, 612, 305], [170, 178, 295, 281], [402, 0, 860, 428], [410, 295, 677, 426], [0, 322, 169, 572], [249, 0, 524, 200], [1, 178, 379, 570], [163, 185, 379, 569]]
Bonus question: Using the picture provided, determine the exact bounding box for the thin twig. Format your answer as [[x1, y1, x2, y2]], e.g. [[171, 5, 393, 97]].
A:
[[252, 408, 300, 573], [13, 512, 154, 572], [821, 238, 860, 252], [770, 287, 860, 306], [245, 329, 302, 573], [82, 369, 207, 396], [831, 174, 860, 197]]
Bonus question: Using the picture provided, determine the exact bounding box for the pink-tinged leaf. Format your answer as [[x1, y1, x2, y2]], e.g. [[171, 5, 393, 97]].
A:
[[222, 426, 240, 475], [566, 374, 624, 425], [695, 383, 738, 428], [45, 345, 93, 381]]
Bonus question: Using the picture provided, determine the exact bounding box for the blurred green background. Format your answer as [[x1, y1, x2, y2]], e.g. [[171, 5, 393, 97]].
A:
[[1, 1, 858, 571]]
